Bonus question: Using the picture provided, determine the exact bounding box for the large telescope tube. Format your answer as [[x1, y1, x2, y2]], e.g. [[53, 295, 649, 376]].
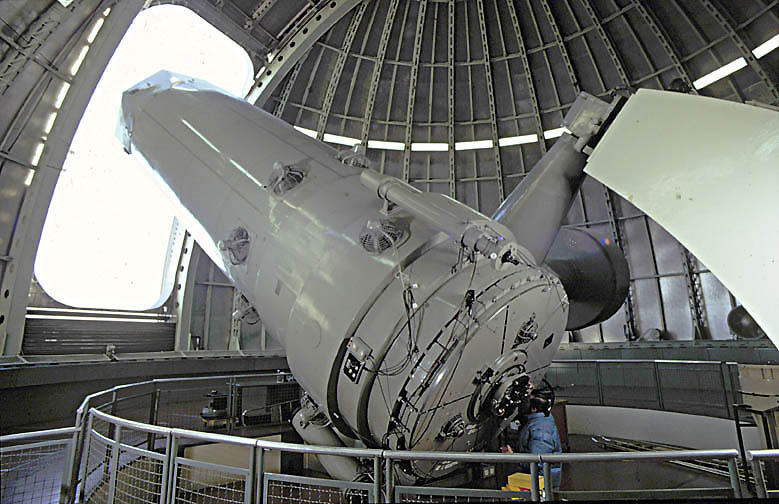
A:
[[120, 72, 622, 482]]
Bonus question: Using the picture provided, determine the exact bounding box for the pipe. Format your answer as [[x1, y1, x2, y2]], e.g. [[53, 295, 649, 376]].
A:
[[360, 169, 525, 265], [292, 406, 364, 482]]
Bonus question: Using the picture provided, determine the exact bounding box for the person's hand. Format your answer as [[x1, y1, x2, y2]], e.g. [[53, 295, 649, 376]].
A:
[[501, 445, 514, 454]]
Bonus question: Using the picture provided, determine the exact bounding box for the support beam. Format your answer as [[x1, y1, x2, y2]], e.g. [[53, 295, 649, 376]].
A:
[[506, 1, 546, 154], [490, 0, 525, 177], [273, 57, 304, 118], [229, 289, 241, 351], [475, 0, 504, 201], [423, 3, 441, 192], [250, 0, 279, 21], [463, 2, 480, 210], [246, 0, 362, 107], [447, 0, 456, 199], [579, 0, 631, 87], [377, 0, 412, 176], [0, 31, 73, 85], [292, 43, 328, 126], [681, 248, 709, 339], [378, 0, 412, 177], [187, 0, 271, 58], [539, 0, 581, 94], [360, 0, 400, 146], [174, 233, 197, 351], [334, 1, 381, 136], [525, 2, 567, 121], [562, 0, 607, 93], [642, 217, 669, 336], [316, 3, 368, 139], [603, 187, 637, 340], [668, 0, 744, 102], [0, 4, 66, 95], [699, 0, 778, 103], [632, 0, 697, 92], [402, 0, 427, 182], [203, 262, 214, 350]]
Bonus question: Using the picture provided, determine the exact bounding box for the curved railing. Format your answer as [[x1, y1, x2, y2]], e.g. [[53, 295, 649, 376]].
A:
[[2, 371, 777, 503], [547, 359, 742, 419], [75, 407, 744, 503]]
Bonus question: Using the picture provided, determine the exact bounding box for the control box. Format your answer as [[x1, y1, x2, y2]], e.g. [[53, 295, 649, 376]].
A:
[[342, 337, 373, 383]]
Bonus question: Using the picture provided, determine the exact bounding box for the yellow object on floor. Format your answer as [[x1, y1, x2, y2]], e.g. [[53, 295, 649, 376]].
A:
[[503, 471, 545, 491]]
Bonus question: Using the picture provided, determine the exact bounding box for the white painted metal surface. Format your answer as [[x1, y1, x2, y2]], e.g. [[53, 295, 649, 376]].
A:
[[585, 89, 779, 343], [120, 71, 569, 480]]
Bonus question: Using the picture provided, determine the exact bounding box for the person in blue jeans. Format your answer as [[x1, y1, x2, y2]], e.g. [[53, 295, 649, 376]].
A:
[[503, 394, 562, 488]]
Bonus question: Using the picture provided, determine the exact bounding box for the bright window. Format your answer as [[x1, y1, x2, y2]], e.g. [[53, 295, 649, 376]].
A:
[[35, 5, 254, 310]]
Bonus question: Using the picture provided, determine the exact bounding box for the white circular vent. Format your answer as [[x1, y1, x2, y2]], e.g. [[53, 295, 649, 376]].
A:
[[359, 219, 407, 254]]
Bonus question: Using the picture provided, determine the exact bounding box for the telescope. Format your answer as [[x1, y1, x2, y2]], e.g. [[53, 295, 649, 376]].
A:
[[119, 71, 628, 482]]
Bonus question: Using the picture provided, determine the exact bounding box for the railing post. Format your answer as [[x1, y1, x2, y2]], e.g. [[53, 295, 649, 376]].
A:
[[228, 377, 236, 433], [106, 425, 122, 504], [542, 461, 552, 501], [147, 389, 160, 451], [61, 405, 87, 504], [530, 459, 540, 501], [751, 456, 768, 499], [245, 442, 257, 504], [59, 431, 78, 504], [158, 432, 170, 504], [718, 362, 731, 419], [727, 457, 742, 498], [372, 456, 381, 504], [107, 390, 118, 443], [76, 412, 94, 504], [166, 433, 180, 502], [385, 457, 394, 503], [256, 446, 265, 504], [728, 363, 753, 493], [594, 362, 603, 406], [653, 361, 664, 410]]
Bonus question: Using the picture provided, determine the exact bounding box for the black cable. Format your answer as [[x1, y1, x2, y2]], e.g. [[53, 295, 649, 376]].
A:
[[371, 356, 392, 416], [409, 260, 478, 448]]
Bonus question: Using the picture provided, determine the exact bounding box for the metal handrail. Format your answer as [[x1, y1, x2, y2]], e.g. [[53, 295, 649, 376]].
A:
[[89, 408, 169, 436], [541, 449, 739, 463], [384, 449, 540, 464], [88, 405, 742, 467], [749, 449, 779, 460], [81, 407, 743, 503], [0, 426, 75, 444], [553, 358, 732, 364], [747, 449, 779, 498]]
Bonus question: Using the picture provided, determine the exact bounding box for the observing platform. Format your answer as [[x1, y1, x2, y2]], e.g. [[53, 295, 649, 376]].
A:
[[2, 364, 777, 502]]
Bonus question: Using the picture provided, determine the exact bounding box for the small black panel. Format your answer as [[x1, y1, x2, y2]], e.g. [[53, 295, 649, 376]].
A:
[[343, 353, 364, 383]]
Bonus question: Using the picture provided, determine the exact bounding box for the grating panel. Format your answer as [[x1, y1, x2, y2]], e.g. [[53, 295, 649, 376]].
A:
[[174, 460, 246, 504], [0, 439, 70, 504], [83, 433, 112, 504], [114, 450, 165, 504], [264, 477, 370, 504]]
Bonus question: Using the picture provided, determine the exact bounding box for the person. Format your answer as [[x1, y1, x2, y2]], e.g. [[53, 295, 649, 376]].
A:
[[502, 394, 562, 488]]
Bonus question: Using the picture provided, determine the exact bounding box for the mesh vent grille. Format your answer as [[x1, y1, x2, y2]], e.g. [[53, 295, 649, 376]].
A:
[[269, 166, 305, 195], [359, 219, 406, 254]]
